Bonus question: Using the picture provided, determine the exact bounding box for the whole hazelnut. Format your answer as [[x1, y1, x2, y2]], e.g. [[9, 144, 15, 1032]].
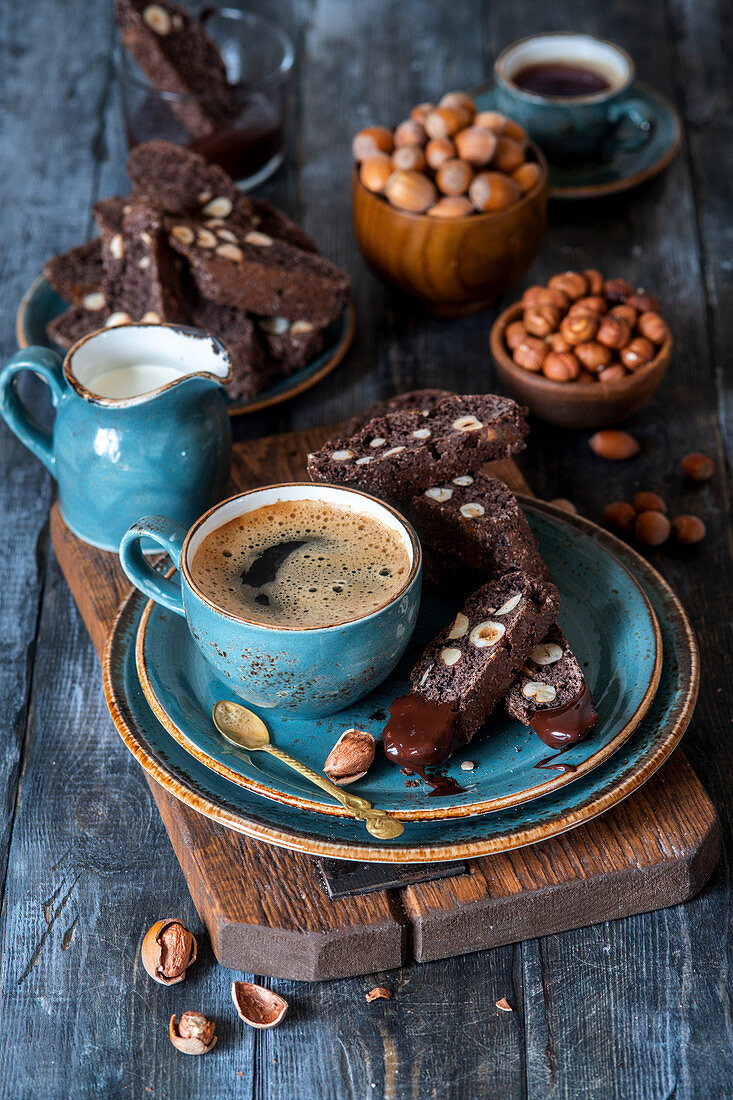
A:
[[610, 304, 638, 326], [474, 111, 527, 142], [603, 277, 635, 303], [560, 313, 598, 345], [598, 364, 627, 383], [597, 314, 632, 349], [394, 119, 427, 147], [505, 320, 527, 350], [468, 171, 520, 211], [583, 269, 604, 295], [637, 312, 670, 344], [603, 501, 637, 530], [548, 271, 588, 300], [352, 126, 394, 161], [141, 919, 197, 985], [524, 304, 561, 337], [427, 195, 474, 218], [575, 341, 611, 372], [621, 337, 655, 371], [671, 514, 706, 544], [169, 1011, 217, 1055], [589, 430, 640, 459], [542, 351, 580, 382], [410, 101, 435, 125], [425, 137, 456, 169], [513, 337, 547, 372], [633, 491, 667, 514], [391, 145, 427, 173], [635, 510, 671, 546], [439, 91, 476, 115], [512, 162, 541, 193], [454, 125, 497, 167], [536, 287, 570, 311], [681, 452, 714, 481], [577, 370, 598, 385], [626, 292, 660, 313], [359, 153, 392, 193], [547, 331, 571, 353], [436, 158, 474, 196], [384, 170, 437, 213], [570, 295, 607, 316], [491, 135, 526, 174], [521, 285, 545, 308], [425, 105, 472, 139]]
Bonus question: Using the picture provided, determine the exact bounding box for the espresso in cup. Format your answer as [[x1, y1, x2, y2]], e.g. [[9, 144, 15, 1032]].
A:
[[190, 498, 411, 628], [513, 62, 611, 98]]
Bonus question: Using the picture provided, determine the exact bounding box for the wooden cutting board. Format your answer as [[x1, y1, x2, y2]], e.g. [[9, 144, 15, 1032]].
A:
[[50, 426, 720, 981]]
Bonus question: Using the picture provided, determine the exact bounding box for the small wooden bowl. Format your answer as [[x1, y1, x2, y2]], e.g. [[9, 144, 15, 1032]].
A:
[[351, 147, 548, 317], [490, 303, 672, 430]]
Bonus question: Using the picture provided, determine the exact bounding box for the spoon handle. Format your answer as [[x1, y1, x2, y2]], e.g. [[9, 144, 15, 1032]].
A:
[[263, 744, 404, 840]]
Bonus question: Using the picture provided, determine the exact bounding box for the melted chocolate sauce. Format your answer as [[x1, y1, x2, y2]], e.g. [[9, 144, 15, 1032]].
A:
[[383, 694, 466, 796], [534, 750, 578, 774], [531, 684, 599, 773]]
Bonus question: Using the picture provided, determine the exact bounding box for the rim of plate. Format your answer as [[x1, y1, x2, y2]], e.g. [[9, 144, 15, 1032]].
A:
[[14, 274, 355, 418], [134, 498, 662, 820]]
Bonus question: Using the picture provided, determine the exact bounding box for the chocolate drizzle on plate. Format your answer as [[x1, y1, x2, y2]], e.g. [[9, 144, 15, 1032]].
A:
[[382, 693, 466, 796], [531, 683, 599, 772]]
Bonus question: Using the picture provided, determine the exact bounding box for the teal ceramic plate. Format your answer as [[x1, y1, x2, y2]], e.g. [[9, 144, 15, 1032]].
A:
[[103, 501, 697, 862], [135, 503, 661, 820], [15, 275, 355, 417], [473, 81, 682, 199]]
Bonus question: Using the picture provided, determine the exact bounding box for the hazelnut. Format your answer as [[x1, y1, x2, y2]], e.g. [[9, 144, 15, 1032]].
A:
[[232, 981, 289, 1029], [524, 304, 560, 337], [491, 136, 526, 174], [353, 126, 394, 161], [626, 292, 660, 314], [536, 287, 570, 311], [436, 158, 474, 196], [169, 1012, 217, 1055], [681, 452, 714, 481], [359, 153, 392, 193], [542, 351, 580, 382], [547, 331, 571, 353], [575, 341, 611, 372], [424, 105, 471, 139], [598, 364, 627, 383], [637, 312, 670, 344], [410, 101, 434, 125], [512, 162, 541, 193], [439, 91, 476, 115], [454, 125, 498, 167], [560, 313, 598, 345], [391, 145, 427, 172], [513, 337, 547, 372], [583, 269, 604, 295], [504, 320, 527, 350], [570, 295, 607, 316], [469, 171, 520, 211], [603, 501, 637, 530], [427, 195, 473, 218], [548, 271, 588, 301], [603, 277, 635, 303], [671, 514, 706, 544], [577, 370, 598, 385], [621, 337, 655, 370], [141, 919, 197, 985], [425, 137, 456, 169], [633, 491, 667, 514], [521, 285, 546, 308], [589, 430, 640, 459], [384, 170, 437, 213], [324, 728, 376, 785], [597, 315, 632, 349], [610, 304, 638, 326], [635, 510, 671, 546], [474, 111, 527, 142], [394, 118, 427, 147]]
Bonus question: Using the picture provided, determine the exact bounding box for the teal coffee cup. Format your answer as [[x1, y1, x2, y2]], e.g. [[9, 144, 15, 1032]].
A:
[[494, 33, 653, 161]]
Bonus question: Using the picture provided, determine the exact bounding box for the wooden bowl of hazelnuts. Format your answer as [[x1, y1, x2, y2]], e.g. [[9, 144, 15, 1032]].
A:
[[351, 92, 548, 317], [490, 270, 672, 430]]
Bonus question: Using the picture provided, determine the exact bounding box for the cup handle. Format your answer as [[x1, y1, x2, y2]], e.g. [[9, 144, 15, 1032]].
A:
[[607, 96, 655, 152], [0, 347, 66, 474], [119, 516, 188, 616]]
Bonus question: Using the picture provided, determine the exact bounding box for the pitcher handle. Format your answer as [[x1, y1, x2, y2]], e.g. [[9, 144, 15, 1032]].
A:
[[119, 516, 188, 616], [0, 347, 66, 474]]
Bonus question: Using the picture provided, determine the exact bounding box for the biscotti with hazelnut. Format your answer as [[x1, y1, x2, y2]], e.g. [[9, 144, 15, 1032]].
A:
[[340, 389, 455, 437], [192, 299, 271, 401], [44, 240, 105, 306], [47, 304, 111, 349], [255, 316, 326, 374], [503, 623, 597, 730], [307, 394, 528, 497], [126, 142, 241, 216]]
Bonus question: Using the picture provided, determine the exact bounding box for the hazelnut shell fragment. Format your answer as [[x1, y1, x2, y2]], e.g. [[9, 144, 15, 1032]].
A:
[[232, 981, 289, 1029], [366, 987, 393, 1002], [169, 1012, 217, 1055], [142, 919, 197, 985]]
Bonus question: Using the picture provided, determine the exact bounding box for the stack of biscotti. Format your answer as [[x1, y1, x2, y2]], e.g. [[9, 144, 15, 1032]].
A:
[[44, 143, 351, 401]]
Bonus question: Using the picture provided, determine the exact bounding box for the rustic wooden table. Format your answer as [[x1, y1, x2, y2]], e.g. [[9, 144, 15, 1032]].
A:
[[1, 1, 730, 1096]]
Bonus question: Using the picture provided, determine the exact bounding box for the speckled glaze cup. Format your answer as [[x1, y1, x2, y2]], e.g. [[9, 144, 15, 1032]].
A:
[[120, 483, 423, 718]]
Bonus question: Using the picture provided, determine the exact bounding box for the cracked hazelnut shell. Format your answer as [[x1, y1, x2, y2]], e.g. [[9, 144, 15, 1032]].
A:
[[232, 981, 289, 1029], [142, 919, 197, 985], [324, 728, 376, 785], [169, 1012, 217, 1055]]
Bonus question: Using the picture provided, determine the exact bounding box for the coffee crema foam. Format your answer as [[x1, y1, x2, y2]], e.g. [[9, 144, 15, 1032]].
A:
[[190, 499, 411, 628]]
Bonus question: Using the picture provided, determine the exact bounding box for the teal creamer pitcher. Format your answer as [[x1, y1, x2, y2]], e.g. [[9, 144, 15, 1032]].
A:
[[0, 323, 233, 550]]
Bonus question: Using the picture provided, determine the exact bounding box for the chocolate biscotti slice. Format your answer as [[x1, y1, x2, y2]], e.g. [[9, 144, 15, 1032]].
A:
[[250, 199, 317, 254], [340, 389, 455, 437], [193, 299, 271, 401], [47, 305, 111, 349], [44, 240, 105, 306], [255, 316, 326, 374], [167, 214, 351, 325], [307, 394, 528, 498], [116, 0, 237, 139]]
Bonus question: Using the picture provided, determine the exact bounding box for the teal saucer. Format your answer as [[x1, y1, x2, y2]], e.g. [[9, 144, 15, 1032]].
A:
[[474, 81, 682, 198], [136, 504, 661, 821], [15, 275, 354, 417]]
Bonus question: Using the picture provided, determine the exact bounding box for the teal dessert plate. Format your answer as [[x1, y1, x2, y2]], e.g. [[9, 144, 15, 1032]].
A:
[[15, 275, 355, 418], [103, 501, 697, 862], [135, 504, 661, 820], [474, 81, 682, 199]]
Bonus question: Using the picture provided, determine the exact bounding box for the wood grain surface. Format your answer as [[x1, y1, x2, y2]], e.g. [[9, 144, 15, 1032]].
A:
[[0, 0, 731, 1096]]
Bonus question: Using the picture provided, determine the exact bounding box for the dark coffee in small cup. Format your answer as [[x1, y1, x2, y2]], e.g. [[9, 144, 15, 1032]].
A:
[[513, 62, 611, 99]]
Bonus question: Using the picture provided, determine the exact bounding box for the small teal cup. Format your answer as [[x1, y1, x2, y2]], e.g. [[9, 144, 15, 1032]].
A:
[[119, 483, 423, 718], [494, 33, 653, 161]]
